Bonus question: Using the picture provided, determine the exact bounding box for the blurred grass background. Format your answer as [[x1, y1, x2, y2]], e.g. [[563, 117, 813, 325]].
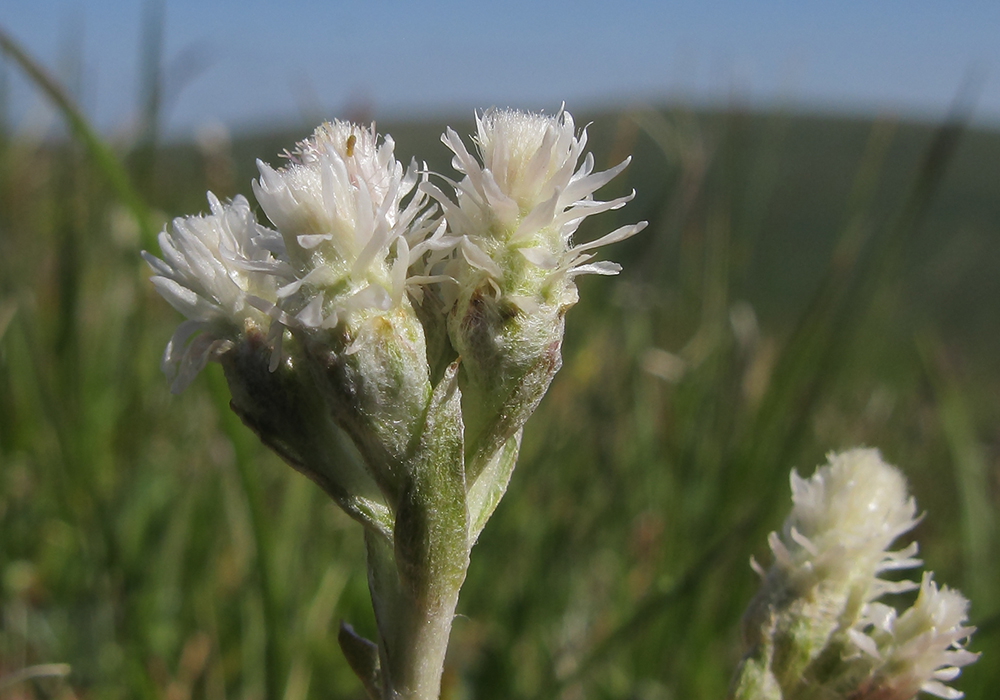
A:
[[1, 22, 999, 700]]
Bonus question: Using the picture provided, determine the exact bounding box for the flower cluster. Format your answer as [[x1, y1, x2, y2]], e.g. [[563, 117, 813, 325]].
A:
[[144, 107, 643, 700], [733, 449, 978, 700], [145, 110, 641, 390], [414, 108, 648, 463], [759, 448, 923, 605], [850, 572, 980, 700]]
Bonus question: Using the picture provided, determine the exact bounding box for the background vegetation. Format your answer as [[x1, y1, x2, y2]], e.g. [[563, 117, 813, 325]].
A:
[[1, 27, 998, 700]]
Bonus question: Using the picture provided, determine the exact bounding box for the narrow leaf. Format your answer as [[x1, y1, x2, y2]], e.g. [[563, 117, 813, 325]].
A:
[[338, 622, 382, 700]]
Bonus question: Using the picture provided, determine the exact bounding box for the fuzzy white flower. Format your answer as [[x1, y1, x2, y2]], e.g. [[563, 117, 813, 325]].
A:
[[736, 449, 979, 700], [761, 448, 923, 599], [142, 193, 289, 392], [425, 107, 646, 301], [848, 572, 979, 700], [252, 121, 440, 329]]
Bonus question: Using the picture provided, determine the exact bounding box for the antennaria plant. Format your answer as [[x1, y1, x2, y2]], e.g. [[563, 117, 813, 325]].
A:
[[1, 21, 988, 700], [142, 109, 645, 699]]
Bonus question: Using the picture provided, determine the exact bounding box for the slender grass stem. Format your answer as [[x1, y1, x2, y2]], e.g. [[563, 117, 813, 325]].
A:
[[208, 366, 287, 700], [0, 24, 157, 250]]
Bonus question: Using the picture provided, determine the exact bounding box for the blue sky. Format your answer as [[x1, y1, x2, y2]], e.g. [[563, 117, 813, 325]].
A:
[[4, 0, 1000, 137]]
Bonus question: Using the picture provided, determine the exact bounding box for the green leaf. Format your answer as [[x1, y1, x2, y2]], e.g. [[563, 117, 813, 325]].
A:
[[464, 339, 561, 483], [0, 25, 156, 250], [0, 300, 15, 343], [394, 360, 468, 598], [467, 431, 521, 544], [378, 361, 470, 698], [919, 335, 999, 609], [338, 622, 383, 700]]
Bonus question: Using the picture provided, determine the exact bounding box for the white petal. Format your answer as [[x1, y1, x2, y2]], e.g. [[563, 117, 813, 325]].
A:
[[573, 221, 648, 255], [150, 276, 218, 321], [296, 295, 326, 328], [461, 237, 503, 279], [920, 680, 964, 699], [847, 629, 881, 659], [519, 246, 560, 269], [563, 156, 631, 203], [511, 188, 562, 244], [567, 261, 622, 277], [297, 233, 333, 249], [932, 667, 962, 682]]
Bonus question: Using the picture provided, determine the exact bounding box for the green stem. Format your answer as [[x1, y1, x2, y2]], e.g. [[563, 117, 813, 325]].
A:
[[366, 529, 469, 700], [368, 362, 471, 700]]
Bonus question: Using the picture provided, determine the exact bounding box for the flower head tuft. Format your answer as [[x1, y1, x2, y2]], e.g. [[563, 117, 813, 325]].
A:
[[426, 107, 646, 307], [769, 448, 923, 598], [734, 449, 978, 700], [849, 572, 979, 700], [253, 120, 439, 330], [142, 193, 289, 392]]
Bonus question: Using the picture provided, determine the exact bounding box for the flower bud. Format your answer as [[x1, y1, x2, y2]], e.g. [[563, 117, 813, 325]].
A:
[[252, 120, 439, 332], [298, 307, 432, 498], [221, 327, 391, 534], [843, 572, 979, 700]]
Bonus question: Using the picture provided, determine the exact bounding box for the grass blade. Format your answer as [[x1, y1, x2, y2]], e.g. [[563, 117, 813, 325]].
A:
[[0, 24, 156, 250], [918, 334, 998, 611]]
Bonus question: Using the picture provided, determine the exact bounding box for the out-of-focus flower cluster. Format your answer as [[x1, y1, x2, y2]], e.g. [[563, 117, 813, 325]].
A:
[[732, 449, 978, 700]]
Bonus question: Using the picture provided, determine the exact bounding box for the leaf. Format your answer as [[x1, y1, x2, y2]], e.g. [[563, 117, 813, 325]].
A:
[[338, 622, 382, 700], [467, 431, 521, 544], [381, 361, 469, 697], [465, 339, 561, 483], [918, 334, 998, 609], [0, 26, 156, 250], [0, 300, 15, 343], [394, 360, 468, 599]]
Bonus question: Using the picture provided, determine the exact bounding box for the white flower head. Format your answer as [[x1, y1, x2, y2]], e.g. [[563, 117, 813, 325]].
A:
[[736, 449, 979, 700], [849, 572, 979, 700], [426, 107, 647, 304], [142, 193, 289, 392], [765, 448, 923, 598], [252, 121, 439, 330]]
